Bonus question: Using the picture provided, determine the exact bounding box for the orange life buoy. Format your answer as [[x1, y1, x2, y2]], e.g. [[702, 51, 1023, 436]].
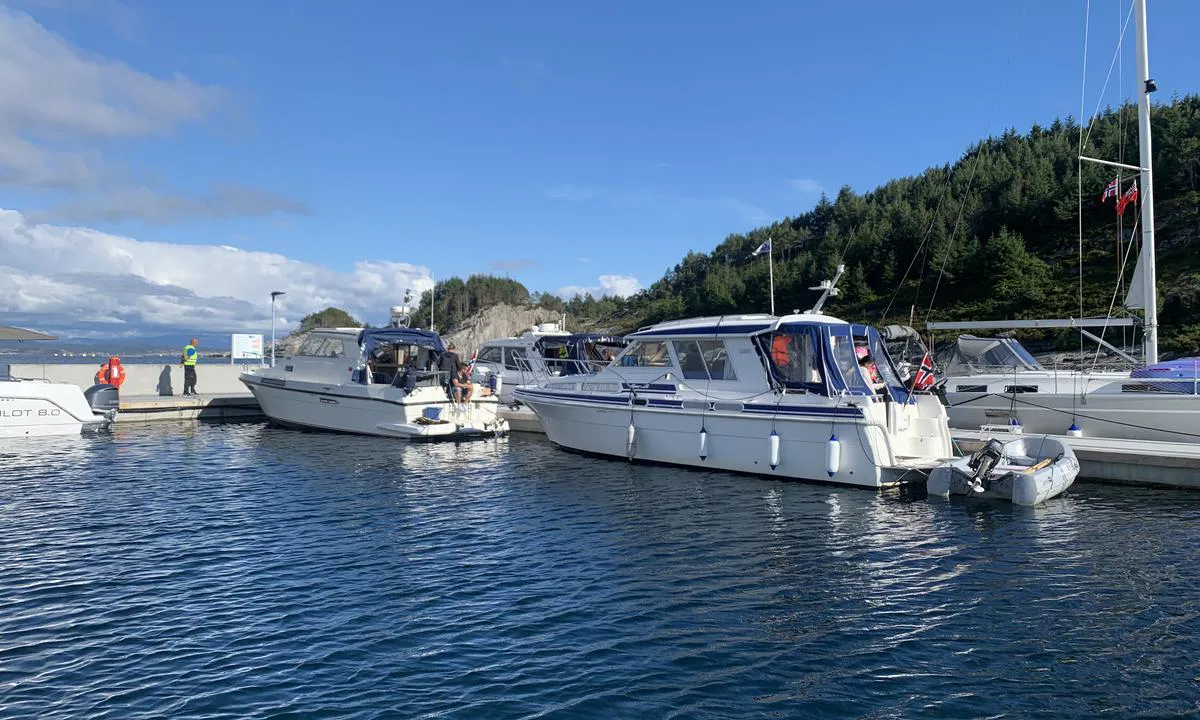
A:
[[105, 357, 126, 389], [95, 363, 110, 385]]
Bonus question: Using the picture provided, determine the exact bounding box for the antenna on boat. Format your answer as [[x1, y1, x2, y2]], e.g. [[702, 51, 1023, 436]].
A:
[[390, 289, 414, 328], [804, 264, 845, 315]]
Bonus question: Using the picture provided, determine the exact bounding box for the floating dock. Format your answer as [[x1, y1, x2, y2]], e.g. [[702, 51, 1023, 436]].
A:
[[952, 429, 1200, 490], [117, 394, 263, 423], [500, 407, 544, 434]]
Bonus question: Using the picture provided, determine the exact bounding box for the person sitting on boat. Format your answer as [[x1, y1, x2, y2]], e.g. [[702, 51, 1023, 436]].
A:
[[856, 345, 886, 392], [770, 334, 791, 369], [450, 361, 473, 404]]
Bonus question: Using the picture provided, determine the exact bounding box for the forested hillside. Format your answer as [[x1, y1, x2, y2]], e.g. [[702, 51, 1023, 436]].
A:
[[427, 97, 1200, 352]]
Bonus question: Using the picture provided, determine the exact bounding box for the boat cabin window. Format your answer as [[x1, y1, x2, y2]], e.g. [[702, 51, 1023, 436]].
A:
[[618, 341, 672, 368], [295, 336, 346, 358], [672, 340, 736, 381], [476, 346, 503, 364], [763, 331, 824, 391], [503, 347, 527, 371]]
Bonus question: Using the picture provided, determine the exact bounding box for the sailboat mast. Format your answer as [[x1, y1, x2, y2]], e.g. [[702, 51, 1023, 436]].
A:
[[1134, 0, 1158, 365]]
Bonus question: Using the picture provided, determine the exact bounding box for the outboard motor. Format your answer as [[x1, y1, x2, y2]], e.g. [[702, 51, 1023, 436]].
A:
[[965, 438, 1006, 492], [84, 383, 120, 417]]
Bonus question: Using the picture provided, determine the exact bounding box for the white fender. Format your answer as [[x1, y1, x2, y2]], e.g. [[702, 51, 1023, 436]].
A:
[[626, 421, 636, 460], [768, 430, 780, 470], [699, 428, 708, 460], [826, 434, 841, 477]]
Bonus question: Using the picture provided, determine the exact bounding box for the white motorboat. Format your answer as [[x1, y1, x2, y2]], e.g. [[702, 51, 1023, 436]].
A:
[[474, 331, 627, 433], [929, 0, 1200, 445], [515, 312, 954, 488], [470, 323, 571, 405], [241, 326, 508, 440], [927, 434, 1079, 506], [0, 326, 119, 438]]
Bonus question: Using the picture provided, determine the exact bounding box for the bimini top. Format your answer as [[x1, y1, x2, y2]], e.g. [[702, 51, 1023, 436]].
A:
[[939, 335, 1042, 375], [358, 327, 445, 356], [559, 333, 627, 376], [0, 325, 57, 341], [629, 313, 848, 339]]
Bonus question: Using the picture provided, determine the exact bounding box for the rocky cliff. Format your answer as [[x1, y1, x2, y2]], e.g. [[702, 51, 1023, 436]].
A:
[[442, 304, 568, 355], [272, 303, 569, 358]]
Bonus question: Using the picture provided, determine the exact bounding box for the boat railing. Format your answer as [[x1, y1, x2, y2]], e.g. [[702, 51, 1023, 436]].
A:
[[511, 356, 604, 386], [942, 362, 1137, 377]]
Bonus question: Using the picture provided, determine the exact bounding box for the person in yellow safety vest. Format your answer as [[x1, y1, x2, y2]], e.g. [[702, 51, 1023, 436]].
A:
[[181, 337, 199, 396]]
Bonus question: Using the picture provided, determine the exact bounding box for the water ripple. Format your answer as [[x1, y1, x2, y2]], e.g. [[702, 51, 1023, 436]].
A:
[[2, 423, 1199, 718]]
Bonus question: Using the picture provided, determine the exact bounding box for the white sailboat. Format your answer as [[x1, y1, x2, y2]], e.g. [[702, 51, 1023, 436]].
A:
[[937, 0, 1200, 444], [0, 326, 119, 438]]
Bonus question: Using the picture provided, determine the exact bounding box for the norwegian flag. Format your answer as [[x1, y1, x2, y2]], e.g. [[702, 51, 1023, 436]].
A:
[[1101, 177, 1120, 202], [1116, 180, 1139, 216], [912, 351, 936, 391]]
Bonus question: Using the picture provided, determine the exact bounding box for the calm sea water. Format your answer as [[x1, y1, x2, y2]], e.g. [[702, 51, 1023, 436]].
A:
[[2, 424, 1199, 719]]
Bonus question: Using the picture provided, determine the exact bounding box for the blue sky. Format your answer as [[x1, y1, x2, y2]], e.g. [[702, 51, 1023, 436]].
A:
[[2, 0, 1199, 333]]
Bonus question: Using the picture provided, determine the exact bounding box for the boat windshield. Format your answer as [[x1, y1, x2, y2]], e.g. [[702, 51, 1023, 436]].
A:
[[939, 335, 1044, 376]]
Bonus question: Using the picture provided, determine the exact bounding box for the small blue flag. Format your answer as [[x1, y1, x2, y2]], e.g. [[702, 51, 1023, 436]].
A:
[[751, 239, 772, 257]]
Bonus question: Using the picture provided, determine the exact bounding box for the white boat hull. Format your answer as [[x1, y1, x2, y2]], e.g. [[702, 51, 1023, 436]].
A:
[[519, 391, 947, 488], [242, 375, 508, 440], [0, 381, 114, 438], [946, 388, 1200, 443]]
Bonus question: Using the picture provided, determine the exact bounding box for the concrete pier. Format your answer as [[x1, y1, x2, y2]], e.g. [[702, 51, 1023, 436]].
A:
[[9, 362, 251, 397], [9, 362, 261, 424]]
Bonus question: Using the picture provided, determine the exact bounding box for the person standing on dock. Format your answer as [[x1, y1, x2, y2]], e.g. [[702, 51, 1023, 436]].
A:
[[181, 338, 199, 396]]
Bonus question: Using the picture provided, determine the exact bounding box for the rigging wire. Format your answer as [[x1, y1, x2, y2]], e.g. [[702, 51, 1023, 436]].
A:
[[922, 149, 986, 328], [1089, 212, 1142, 376], [880, 181, 952, 323]]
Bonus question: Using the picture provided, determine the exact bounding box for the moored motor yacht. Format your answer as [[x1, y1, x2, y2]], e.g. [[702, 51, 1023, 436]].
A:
[[1, 326, 119, 438], [470, 323, 571, 405], [475, 331, 627, 433], [515, 313, 954, 487], [241, 326, 507, 440]]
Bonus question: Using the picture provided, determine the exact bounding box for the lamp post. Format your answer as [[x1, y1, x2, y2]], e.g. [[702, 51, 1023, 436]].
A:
[[270, 291, 286, 367]]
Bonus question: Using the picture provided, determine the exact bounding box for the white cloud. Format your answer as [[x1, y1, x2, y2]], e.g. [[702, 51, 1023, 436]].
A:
[[0, 7, 307, 225], [0, 136, 103, 188], [0, 6, 221, 139], [790, 178, 824, 194], [556, 274, 642, 300], [26, 184, 313, 225], [0, 208, 431, 335]]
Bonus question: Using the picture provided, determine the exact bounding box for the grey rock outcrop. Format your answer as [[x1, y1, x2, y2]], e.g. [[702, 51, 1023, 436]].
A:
[[442, 304, 567, 356]]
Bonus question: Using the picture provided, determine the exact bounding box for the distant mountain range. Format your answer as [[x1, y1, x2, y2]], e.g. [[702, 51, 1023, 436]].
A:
[[0, 331, 262, 357]]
